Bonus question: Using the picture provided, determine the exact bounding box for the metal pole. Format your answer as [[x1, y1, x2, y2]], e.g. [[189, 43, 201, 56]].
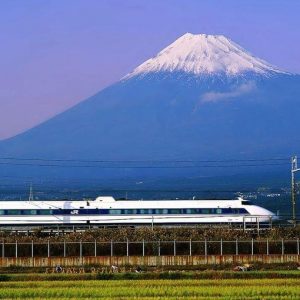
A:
[[282, 239, 284, 255], [94, 240, 97, 257], [47, 240, 50, 258], [189, 239, 192, 256], [142, 240, 145, 257], [204, 239, 207, 256], [111, 240, 113, 257], [2, 241, 4, 258], [235, 239, 238, 255], [220, 239, 223, 256], [173, 240, 176, 256], [126, 239, 129, 257], [31, 240, 34, 258], [266, 239, 269, 255], [15, 241, 18, 258], [158, 240, 160, 256], [251, 238, 254, 255]]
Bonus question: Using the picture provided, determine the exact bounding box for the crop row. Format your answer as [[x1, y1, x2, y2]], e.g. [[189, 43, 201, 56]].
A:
[[2, 271, 300, 281], [0, 279, 299, 299]]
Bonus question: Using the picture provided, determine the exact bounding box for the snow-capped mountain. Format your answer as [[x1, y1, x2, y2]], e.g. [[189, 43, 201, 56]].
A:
[[0, 33, 299, 180], [125, 33, 286, 78]]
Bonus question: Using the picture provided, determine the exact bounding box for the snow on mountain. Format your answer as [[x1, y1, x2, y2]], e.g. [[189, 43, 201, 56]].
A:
[[125, 33, 287, 78]]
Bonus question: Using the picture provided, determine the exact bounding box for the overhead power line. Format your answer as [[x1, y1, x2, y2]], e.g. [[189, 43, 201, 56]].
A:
[[0, 156, 291, 163], [0, 162, 290, 168], [0, 189, 269, 193], [0, 156, 291, 169]]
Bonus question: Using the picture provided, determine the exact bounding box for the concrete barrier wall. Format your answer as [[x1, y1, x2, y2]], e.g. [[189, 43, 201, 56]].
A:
[[0, 255, 299, 268]]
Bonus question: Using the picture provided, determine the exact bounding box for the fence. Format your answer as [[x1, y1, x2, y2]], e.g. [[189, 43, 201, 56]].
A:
[[1, 239, 300, 258]]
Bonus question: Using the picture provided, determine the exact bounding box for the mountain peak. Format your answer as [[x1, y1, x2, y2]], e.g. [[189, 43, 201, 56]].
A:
[[125, 33, 287, 78]]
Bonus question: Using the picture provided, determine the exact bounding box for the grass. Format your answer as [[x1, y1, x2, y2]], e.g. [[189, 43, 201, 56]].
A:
[[0, 274, 300, 299], [2, 270, 300, 281]]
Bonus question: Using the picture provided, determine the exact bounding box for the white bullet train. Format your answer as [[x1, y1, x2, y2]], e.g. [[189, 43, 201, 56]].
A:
[[0, 196, 276, 226]]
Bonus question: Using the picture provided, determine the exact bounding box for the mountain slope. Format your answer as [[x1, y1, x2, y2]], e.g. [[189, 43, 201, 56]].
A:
[[0, 33, 299, 179]]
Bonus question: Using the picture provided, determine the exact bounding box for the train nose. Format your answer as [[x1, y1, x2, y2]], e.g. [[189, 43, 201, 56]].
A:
[[248, 205, 277, 222]]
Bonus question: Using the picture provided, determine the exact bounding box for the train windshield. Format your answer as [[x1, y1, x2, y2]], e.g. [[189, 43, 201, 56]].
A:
[[241, 200, 252, 205]]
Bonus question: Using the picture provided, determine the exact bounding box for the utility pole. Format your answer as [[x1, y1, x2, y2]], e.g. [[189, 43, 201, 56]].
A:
[[28, 183, 34, 202], [291, 156, 300, 227]]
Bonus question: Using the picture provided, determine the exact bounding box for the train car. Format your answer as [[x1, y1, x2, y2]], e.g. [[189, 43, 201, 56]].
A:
[[0, 196, 276, 226]]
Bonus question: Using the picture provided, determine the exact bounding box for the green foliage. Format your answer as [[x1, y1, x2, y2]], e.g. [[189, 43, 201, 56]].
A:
[[95, 273, 114, 280], [3, 270, 300, 281], [158, 272, 183, 279], [0, 274, 9, 282]]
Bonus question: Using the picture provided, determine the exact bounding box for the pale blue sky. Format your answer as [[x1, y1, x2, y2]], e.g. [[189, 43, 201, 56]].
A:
[[0, 0, 299, 140]]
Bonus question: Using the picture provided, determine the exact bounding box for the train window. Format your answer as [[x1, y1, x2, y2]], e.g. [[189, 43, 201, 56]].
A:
[[22, 210, 37, 215], [242, 200, 252, 205], [0, 210, 4, 215], [216, 208, 222, 214], [7, 210, 22, 215], [184, 209, 196, 214], [109, 209, 121, 214], [155, 209, 163, 214], [224, 208, 233, 214], [163, 209, 168, 214], [169, 209, 180, 214], [39, 210, 53, 215], [124, 209, 133, 214], [201, 209, 211, 214]]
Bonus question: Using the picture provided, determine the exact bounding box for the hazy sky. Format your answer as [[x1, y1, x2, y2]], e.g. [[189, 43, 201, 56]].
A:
[[0, 0, 299, 140]]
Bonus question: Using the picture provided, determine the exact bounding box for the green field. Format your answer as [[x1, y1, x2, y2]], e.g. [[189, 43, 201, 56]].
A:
[[0, 278, 300, 299]]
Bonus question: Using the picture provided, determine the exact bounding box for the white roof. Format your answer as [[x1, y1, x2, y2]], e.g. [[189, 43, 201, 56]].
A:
[[0, 197, 244, 210]]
